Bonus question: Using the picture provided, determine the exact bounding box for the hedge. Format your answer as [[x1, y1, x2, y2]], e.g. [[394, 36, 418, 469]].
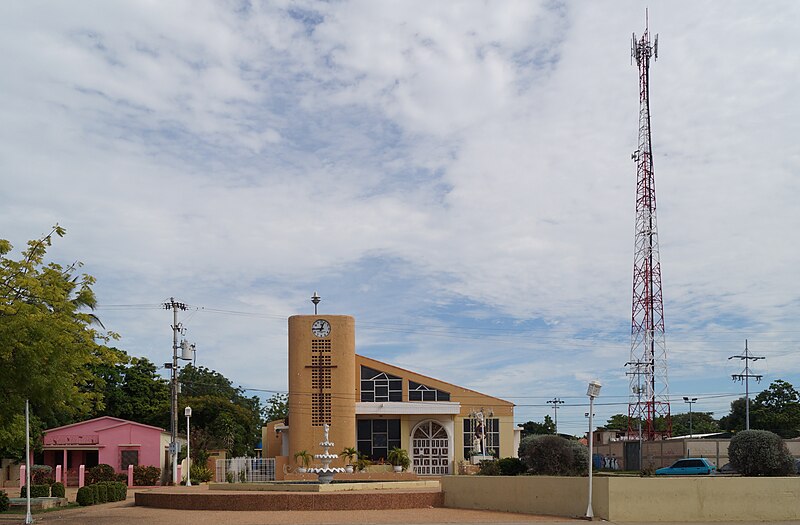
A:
[[76, 482, 127, 507], [76, 486, 95, 506], [51, 482, 66, 498], [86, 464, 117, 485], [0, 490, 9, 512], [729, 429, 795, 476], [19, 485, 50, 498]]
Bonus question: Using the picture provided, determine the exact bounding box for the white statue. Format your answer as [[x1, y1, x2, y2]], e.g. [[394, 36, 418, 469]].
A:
[[323, 423, 330, 442]]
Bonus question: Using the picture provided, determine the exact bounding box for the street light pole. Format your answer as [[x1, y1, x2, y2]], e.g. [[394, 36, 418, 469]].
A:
[[185, 406, 192, 486], [683, 397, 697, 437], [586, 380, 602, 520]]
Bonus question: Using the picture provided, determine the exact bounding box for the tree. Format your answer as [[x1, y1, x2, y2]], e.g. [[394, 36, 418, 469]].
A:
[[263, 393, 288, 423], [88, 348, 170, 429], [720, 380, 800, 438], [520, 415, 556, 438], [179, 365, 263, 456], [670, 412, 720, 437], [0, 226, 118, 458], [754, 380, 800, 438]]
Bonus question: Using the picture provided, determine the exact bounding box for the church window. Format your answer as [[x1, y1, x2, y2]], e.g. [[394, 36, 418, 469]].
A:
[[360, 366, 402, 402], [462, 417, 499, 460], [357, 418, 400, 461], [408, 381, 450, 401]]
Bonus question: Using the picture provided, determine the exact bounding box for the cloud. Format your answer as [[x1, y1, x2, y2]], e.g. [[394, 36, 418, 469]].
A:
[[1, 1, 798, 435]]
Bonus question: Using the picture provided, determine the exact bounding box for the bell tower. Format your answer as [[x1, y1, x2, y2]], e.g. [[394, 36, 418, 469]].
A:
[[287, 313, 356, 462]]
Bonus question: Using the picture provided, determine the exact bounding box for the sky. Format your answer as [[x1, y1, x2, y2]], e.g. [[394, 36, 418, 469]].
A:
[[2, 1, 799, 438]]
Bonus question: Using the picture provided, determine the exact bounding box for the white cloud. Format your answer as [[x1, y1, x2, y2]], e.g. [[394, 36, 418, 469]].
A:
[[1, 1, 798, 435]]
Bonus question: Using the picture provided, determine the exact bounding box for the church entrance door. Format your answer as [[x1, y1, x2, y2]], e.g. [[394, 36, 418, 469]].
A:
[[411, 420, 450, 475]]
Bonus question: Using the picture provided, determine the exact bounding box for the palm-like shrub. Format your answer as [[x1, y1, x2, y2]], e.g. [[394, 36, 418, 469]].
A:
[[729, 429, 795, 476], [519, 435, 588, 476]]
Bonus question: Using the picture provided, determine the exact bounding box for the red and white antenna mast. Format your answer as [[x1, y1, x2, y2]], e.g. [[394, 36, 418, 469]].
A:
[[626, 13, 671, 441]]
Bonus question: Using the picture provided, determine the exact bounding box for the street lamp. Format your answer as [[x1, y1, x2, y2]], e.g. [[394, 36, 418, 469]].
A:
[[185, 406, 192, 486], [586, 380, 602, 520], [682, 397, 697, 437]]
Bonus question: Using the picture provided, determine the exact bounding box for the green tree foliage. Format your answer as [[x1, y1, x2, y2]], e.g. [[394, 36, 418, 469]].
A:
[[671, 412, 720, 436], [605, 414, 633, 431], [728, 429, 795, 476], [519, 434, 588, 476], [88, 348, 170, 428], [179, 365, 263, 456], [263, 393, 288, 423], [0, 226, 118, 458], [721, 380, 800, 438], [520, 415, 556, 438]]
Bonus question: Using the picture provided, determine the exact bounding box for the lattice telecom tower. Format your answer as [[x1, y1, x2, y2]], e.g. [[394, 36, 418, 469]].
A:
[[626, 16, 671, 440]]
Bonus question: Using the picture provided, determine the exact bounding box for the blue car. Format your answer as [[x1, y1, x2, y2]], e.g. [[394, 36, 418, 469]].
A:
[[656, 458, 716, 476]]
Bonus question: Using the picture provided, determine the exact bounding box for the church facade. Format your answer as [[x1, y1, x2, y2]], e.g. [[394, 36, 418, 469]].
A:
[[265, 314, 519, 475]]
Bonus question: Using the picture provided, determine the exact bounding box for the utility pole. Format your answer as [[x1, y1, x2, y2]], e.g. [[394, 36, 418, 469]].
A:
[[547, 398, 564, 434], [729, 339, 763, 431], [164, 297, 187, 484]]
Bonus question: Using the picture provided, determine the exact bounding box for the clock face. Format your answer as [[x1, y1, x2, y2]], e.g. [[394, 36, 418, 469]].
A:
[[311, 319, 331, 338]]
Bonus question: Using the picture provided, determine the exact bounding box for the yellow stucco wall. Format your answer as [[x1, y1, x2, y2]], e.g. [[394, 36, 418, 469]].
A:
[[443, 475, 800, 522]]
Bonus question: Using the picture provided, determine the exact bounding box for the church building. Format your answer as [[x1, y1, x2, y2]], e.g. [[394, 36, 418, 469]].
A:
[[264, 314, 519, 475]]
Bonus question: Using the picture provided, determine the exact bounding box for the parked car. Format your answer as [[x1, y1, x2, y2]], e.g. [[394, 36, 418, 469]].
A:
[[718, 462, 738, 474], [655, 458, 716, 476]]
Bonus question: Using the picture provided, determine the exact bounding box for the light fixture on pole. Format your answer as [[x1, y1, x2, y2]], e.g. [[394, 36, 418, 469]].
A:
[[586, 380, 602, 520], [185, 406, 192, 487], [683, 397, 697, 437]]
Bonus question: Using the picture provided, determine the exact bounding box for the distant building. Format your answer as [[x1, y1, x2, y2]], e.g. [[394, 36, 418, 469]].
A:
[[263, 314, 519, 475], [40, 416, 172, 485]]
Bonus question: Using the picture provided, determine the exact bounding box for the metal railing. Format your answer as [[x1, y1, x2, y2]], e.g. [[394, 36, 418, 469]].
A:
[[215, 457, 275, 483]]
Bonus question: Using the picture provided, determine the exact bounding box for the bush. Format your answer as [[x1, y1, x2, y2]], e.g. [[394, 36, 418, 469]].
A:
[[497, 457, 527, 476], [729, 429, 795, 476], [51, 482, 66, 498], [95, 483, 108, 504], [116, 481, 128, 501], [115, 472, 129, 483], [76, 486, 94, 506], [86, 464, 117, 485], [190, 464, 213, 483], [31, 465, 54, 485], [519, 435, 588, 476], [133, 465, 161, 486], [477, 459, 501, 475], [20, 485, 50, 498], [0, 490, 9, 512]]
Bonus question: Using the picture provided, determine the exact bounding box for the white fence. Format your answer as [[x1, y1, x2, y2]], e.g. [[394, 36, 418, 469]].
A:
[[215, 457, 275, 483]]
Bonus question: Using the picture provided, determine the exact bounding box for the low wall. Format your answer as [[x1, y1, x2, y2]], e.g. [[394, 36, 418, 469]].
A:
[[442, 475, 800, 522]]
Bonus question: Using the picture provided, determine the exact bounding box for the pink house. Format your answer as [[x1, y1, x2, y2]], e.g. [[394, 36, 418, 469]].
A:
[[42, 417, 172, 486]]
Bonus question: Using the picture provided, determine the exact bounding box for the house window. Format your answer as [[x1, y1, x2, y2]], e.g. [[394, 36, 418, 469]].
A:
[[360, 366, 402, 402], [408, 381, 450, 401], [121, 450, 139, 470], [357, 418, 401, 461], [462, 418, 499, 459]]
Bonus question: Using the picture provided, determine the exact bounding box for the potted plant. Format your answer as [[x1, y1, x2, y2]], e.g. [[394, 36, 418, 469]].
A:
[[294, 450, 312, 473], [387, 447, 410, 473], [340, 447, 358, 474], [356, 451, 372, 472]]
